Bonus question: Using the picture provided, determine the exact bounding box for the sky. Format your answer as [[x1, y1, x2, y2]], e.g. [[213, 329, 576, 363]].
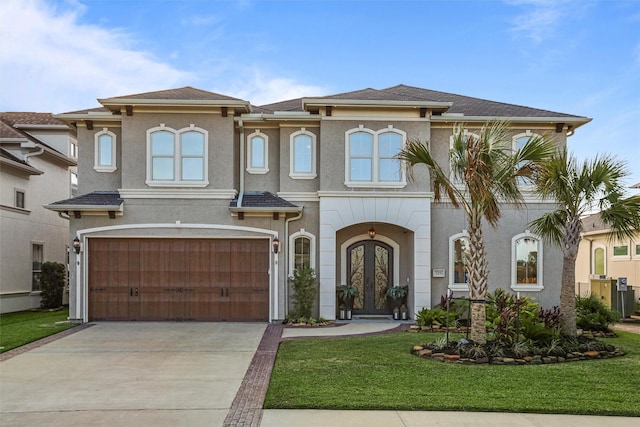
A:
[[1, 0, 639, 188]]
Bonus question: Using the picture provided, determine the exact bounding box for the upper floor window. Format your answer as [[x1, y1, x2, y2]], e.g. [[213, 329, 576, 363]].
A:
[[511, 231, 543, 291], [289, 230, 316, 275], [345, 125, 406, 188], [94, 128, 116, 172], [593, 243, 606, 276], [635, 243, 640, 258], [70, 139, 78, 159], [449, 129, 479, 184], [290, 128, 317, 179], [449, 231, 470, 291], [15, 189, 25, 209], [247, 130, 269, 174], [612, 243, 629, 259], [512, 131, 541, 187], [146, 124, 209, 187]]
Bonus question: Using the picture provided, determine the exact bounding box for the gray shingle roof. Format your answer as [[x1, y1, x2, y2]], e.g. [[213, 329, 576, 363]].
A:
[[49, 191, 123, 207], [0, 112, 67, 126], [1, 147, 29, 165], [103, 86, 246, 102], [257, 84, 587, 119], [230, 192, 299, 209]]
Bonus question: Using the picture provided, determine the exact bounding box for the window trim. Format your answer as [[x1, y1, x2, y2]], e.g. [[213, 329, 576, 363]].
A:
[[94, 128, 117, 172], [344, 125, 406, 188], [289, 128, 317, 179], [512, 130, 541, 189], [247, 130, 269, 174], [511, 231, 543, 292], [612, 243, 630, 260], [288, 230, 316, 276], [592, 242, 607, 276], [633, 242, 640, 259], [15, 188, 25, 209], [32, 242, 44, 292], [449, 231, 470, 292], [145, 124, 209, 187]]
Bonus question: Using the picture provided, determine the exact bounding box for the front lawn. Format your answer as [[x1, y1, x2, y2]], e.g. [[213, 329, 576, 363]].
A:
[[0, 308, 77, 353], [265, 331, 640, 416]]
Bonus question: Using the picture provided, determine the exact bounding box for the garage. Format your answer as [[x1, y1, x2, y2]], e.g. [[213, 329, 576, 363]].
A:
[[88, 238, 270, 322]]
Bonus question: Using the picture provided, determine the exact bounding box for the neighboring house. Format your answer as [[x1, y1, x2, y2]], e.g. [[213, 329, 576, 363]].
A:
[[0, 113, 77, 313], [575, 212, 639, 311], [47, 85, 591, 323]]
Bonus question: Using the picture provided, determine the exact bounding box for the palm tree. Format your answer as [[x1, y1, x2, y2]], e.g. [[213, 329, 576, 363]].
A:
[[530, 149, 640, 335], [399, 121, 556, 343]]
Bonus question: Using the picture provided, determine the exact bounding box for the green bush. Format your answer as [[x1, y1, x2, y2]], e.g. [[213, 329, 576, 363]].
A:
[[40, 261, 66, 309], [289, 267, 318, 319], [415, 307, 455, 327], [576, 293, 621, 332]]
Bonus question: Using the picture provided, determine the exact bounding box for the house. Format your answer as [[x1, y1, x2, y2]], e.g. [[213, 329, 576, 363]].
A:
[[46, 85, 591, 323], [0, 113, 77, 313], [575, 212, 639, 314]]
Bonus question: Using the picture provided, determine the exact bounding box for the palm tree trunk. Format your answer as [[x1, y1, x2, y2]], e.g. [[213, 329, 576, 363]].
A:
[[467, 220, 488, 344], [560, 216, 581, 335]]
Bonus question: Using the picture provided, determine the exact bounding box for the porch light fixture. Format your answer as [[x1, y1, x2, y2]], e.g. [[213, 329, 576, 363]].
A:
[[73, 237, 81, 254], [368, 226, 376, 239], [272, 237, 280, 254]]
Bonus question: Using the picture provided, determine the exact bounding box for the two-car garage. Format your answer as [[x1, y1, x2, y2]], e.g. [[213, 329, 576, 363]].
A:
[[87, 238, 270, 322]]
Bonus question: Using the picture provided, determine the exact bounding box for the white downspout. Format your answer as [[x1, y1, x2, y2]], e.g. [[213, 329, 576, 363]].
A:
[[284, 209, 304, 318], [238, 119, 245, 208]]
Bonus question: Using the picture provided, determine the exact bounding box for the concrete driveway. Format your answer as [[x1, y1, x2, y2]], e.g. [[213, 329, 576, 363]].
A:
[[0, 322, 266, 427]]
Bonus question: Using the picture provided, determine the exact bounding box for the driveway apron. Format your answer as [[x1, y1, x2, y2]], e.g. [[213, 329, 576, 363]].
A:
[[0, 322, 266, 427]]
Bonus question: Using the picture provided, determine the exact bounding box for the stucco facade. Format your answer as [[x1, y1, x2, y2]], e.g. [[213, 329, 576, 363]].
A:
[[48, 85, 591, 322]]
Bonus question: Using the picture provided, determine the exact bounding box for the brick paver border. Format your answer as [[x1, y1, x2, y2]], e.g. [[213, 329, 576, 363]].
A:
[[0, 323, 93, 362], [223, 322, 408, 427]]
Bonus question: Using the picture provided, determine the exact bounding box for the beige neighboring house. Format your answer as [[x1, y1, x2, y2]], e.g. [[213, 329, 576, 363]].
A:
[[575, 211, 640, 313], [47, 85, 592, 323], [0, 113, 77, 313]]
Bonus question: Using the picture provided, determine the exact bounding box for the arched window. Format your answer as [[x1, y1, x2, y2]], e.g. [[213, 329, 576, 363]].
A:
[[512, 130, 541, 187], [247, 130, 269, 174], [94, 128, 116, 172], [345, 125, 406, 187], [146, 124, 208, 186], [511, 231, 543, 291], [449, 231, 470, 291], [290, 128, 316, 179], [289, 230, 316, 275], [592, 243, 606, 276]]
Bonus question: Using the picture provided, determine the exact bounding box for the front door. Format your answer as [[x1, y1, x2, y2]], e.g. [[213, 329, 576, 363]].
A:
[[347, 240, 393, 314]]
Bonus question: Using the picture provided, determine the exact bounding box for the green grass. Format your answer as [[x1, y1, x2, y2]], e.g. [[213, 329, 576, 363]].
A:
[[0, 308, 77, 353], [265, 331, 640, 416]]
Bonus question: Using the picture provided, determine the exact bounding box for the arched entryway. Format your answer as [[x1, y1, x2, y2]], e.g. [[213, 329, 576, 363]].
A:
[[347, 240, 393, 314]]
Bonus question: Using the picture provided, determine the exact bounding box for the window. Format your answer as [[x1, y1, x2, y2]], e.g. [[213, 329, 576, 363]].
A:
[[635, 243, 640, 258], [15, 189, 25, 209], [345, 125, 406, 187], [613, 244, 629, 258], [289, 230, 316, 275], [70, 140, 77, 158], [512, 131, 541, 186], [449, 129, 479, 184], [32, 243, 43, 291], [146, 124, 209, 187], [511, 231, 543, 291], [247, 130, 269, 174], [94, 128, 116, 172], [290, 128, 317, 179], [449, 232, 470, 291], [593, 244, 606, 276]]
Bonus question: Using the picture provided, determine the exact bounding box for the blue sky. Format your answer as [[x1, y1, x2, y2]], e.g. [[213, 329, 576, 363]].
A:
[[1, 0, 638, 188]]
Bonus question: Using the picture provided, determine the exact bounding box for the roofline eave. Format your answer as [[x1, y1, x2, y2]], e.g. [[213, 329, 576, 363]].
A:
[[0, 157, 43, 175], [301, 98, 453, 110]]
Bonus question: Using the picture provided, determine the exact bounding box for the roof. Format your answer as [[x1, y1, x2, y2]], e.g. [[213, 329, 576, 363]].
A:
[[257, 84, 589, 121], [48, 191, 123, 208], [0, 112, 67, 127], [0, 147, 30, 165], [101, 86, 247, 102], [581, 213, 608, 233], [230, 191, 301, 211], [0, 120, 26, 139]]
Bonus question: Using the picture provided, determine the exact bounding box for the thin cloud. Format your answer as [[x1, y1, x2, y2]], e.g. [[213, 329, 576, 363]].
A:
[[506, 0, 591, 44], [0, 0, 192, 112]]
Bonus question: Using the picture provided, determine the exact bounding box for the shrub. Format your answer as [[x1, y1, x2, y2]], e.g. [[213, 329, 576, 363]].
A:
[[40, 261, 66, 309], [576, 294, 621, 332], [289, 267, 318, 319], [415, 307, 454, 327]]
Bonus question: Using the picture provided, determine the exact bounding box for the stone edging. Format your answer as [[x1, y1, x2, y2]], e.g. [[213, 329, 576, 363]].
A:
[[0, 323, 92, 362]]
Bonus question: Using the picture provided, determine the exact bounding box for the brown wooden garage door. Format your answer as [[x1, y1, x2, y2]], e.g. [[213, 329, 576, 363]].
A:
[[88, 238, 269, 321]]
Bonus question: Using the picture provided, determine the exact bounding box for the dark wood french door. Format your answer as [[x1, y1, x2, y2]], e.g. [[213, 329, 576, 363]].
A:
[[347, 240, 393, 314]]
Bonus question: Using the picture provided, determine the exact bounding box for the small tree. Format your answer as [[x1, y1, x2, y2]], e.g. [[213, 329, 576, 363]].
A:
[[40, 261, 66, 309], [289, 266, 318, 319]]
